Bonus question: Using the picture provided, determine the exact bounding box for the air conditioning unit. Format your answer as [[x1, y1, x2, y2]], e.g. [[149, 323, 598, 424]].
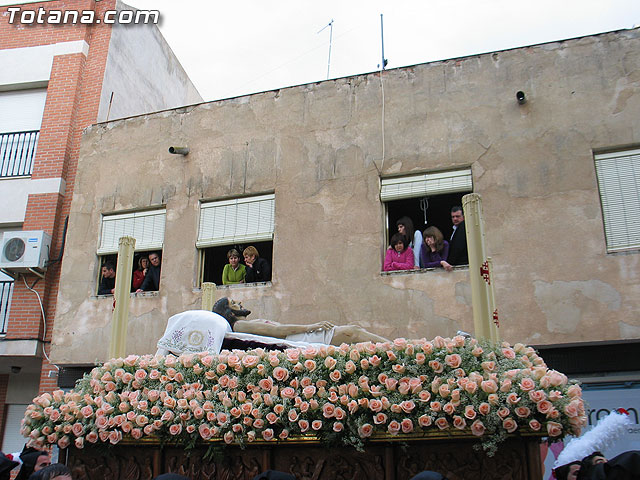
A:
[[0, 230, 52, 271]]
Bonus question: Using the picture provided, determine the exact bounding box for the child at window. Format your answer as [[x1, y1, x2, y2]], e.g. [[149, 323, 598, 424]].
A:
[[383, 233, 414, 271], [420, 226, 452, 271], [222, 249, 246, 285]]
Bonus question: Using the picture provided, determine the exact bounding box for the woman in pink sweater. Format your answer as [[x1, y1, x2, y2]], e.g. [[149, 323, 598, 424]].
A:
[[383, 233, 414, 271]]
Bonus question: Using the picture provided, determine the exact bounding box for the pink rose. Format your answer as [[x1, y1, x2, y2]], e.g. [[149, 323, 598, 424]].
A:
[[418, 415, 432, 427], [199, 424, 212, 440], [387, 420, 401, 435], [74, 437, 84, 449], [329, 370, 342, 382], [58, 435, 71, 449], [273, 367, 289, 382], [169, 424, 182, 436], [430, 401, 442, 412], [322, 403, 335, 418], [311, 420, 323, 431], [567, 384, 582, 398], [324, 357, 337, 370], [546, 421, 563, 437], [537, 400, 553, 414], [401, 418, 414, 433], [481, 380, 498, 393], [86, 431, 99, 443], [224, 431, 235, 444], [464, 405, 477, 420], [497, 407, 510, 419], [471, 420, 486, 436], [369, 399, 383, 413], [333, 422, 344, 433], [435, 417, 449, 430], [502, 417, 518, 433], [453, 416, 466, 430], [488, 394, 500, 406], [108, 430, 122, 445], [373, 413, 388, 425], [529, 389, 547, 403], [418, 391, 431, 403], [428, 360, 444, 373], [242, 355, 259, 368], [358, 423, 374, 438], [529, 419, 542, 431], [519, 377, 536, 392], [507, 393, 521, 405], [443, 403, 456, 415], [445, 354, 462, 368], [298, 419, 310, 432]]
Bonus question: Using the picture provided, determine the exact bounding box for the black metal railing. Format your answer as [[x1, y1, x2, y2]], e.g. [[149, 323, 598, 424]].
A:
[[0, 280, 13, 334], [0, 130, 39, 177]]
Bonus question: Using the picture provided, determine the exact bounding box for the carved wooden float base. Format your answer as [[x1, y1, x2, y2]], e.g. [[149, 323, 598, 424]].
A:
[[63, 434, 543, 480]]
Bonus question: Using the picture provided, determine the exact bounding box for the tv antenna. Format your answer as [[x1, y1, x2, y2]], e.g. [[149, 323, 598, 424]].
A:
[[318, 19, 334, 79], [378, 14, 388, 70]]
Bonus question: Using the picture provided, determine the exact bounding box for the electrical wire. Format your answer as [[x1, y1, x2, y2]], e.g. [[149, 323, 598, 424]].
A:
[[22, 275, 59, 371]]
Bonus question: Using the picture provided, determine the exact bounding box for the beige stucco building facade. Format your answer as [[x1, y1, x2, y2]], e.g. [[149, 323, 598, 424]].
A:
[[51, 28, 640, 366]]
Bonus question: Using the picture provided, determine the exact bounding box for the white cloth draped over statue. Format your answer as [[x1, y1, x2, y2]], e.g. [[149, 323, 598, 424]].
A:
[[156, 310, 324, 356]]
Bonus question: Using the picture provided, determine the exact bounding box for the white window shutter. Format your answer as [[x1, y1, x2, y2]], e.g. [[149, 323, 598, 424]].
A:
[[381, 168, 473, 201], [595, 149, 640, 252], [197, 194, 275, 248], [98, 209, 166, 255]]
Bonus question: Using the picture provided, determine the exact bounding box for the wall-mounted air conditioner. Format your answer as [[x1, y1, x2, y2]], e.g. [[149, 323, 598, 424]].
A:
[[0, 230, 52, 271]]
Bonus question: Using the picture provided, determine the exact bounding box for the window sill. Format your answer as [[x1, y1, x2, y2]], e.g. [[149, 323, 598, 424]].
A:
[[381, 265, 468, 276], [94, 291, 160, 299], [217, 281, 272, 290]]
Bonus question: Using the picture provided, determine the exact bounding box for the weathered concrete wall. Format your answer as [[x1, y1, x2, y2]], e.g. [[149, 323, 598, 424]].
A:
[[96, 1, 202, 122], [52, 29, 640, 364]]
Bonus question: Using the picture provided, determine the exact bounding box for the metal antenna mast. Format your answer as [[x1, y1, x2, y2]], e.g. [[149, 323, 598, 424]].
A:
[[379, 14, 387, 70], [318, 19, 334, 79]]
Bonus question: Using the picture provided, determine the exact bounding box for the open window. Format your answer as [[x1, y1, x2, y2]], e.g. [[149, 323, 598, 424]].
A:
[[381, 168, 473, 269], [594, 149, 640, 253], [197, 194, 274, 286], [97, 209, 166, 294]]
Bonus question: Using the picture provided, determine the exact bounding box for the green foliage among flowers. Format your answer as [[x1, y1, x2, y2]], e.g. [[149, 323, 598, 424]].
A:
[[22, 336, 586, 455]]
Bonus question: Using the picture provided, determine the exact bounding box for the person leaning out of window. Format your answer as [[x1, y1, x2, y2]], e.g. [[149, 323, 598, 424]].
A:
[[222, 249, 246, 285], [243, 246, 271, 283], [420, 226, 453, 271], [136, 252, 161, 292], [132, 255, 149, 291], [383, 233, 414, 272]]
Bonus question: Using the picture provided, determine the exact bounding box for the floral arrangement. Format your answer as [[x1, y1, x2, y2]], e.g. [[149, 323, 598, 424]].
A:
[[21, 336, 586, 455]]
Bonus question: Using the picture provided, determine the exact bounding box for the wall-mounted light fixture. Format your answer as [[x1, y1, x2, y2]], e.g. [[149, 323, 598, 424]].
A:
[[516, 91, 526, 105], [168, 146, 189, 155]]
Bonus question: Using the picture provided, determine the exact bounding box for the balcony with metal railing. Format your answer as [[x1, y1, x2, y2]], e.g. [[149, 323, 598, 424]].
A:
[[0, 130, 39, 178], [0, 280, 13, 334]]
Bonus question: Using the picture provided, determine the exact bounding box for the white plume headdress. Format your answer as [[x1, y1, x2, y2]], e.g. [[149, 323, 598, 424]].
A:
[[554, 409, 632, 468]]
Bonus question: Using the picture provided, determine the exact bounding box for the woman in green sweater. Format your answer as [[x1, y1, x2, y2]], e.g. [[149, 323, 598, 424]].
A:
[[222, 249, 246, 285]]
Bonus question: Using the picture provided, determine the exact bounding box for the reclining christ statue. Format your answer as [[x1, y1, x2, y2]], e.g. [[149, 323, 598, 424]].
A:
[[156, 297, 389, 356]]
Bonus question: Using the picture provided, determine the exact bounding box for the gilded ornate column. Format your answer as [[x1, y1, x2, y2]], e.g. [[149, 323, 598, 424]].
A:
[[108, 236, 135, 359], [462, 193, 500, 342], [201, 282, 217, 311]]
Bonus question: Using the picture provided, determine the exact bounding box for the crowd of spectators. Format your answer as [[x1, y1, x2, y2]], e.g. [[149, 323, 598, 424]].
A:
[[384, 206, 468, 273]]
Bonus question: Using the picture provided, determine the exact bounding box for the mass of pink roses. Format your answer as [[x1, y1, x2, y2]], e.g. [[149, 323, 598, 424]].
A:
[[21, 336, 586, 454]]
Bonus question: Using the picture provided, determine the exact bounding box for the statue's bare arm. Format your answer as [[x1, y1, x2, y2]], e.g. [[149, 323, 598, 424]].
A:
[[233, 319, 334, 338]]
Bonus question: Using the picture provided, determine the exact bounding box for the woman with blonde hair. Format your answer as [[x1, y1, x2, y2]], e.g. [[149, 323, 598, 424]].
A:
[[222, 248, 246, 285], [420, 226, 452, 271]]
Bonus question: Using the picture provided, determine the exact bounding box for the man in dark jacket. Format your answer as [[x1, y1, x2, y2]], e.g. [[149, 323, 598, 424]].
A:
[[97, 262, 116, 295], [447, 206, 468, 266], [137, 252, 161, 292], [243, 246, 271, 283]]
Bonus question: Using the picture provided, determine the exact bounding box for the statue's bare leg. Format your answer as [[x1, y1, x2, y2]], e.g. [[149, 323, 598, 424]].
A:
[[331, 325, 389, 345]]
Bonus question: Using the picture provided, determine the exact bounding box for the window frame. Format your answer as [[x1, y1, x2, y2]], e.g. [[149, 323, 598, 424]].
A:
[[381, 168, 473, 272], [594, 148, 640, 253], [197, 194, 275, 287]]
